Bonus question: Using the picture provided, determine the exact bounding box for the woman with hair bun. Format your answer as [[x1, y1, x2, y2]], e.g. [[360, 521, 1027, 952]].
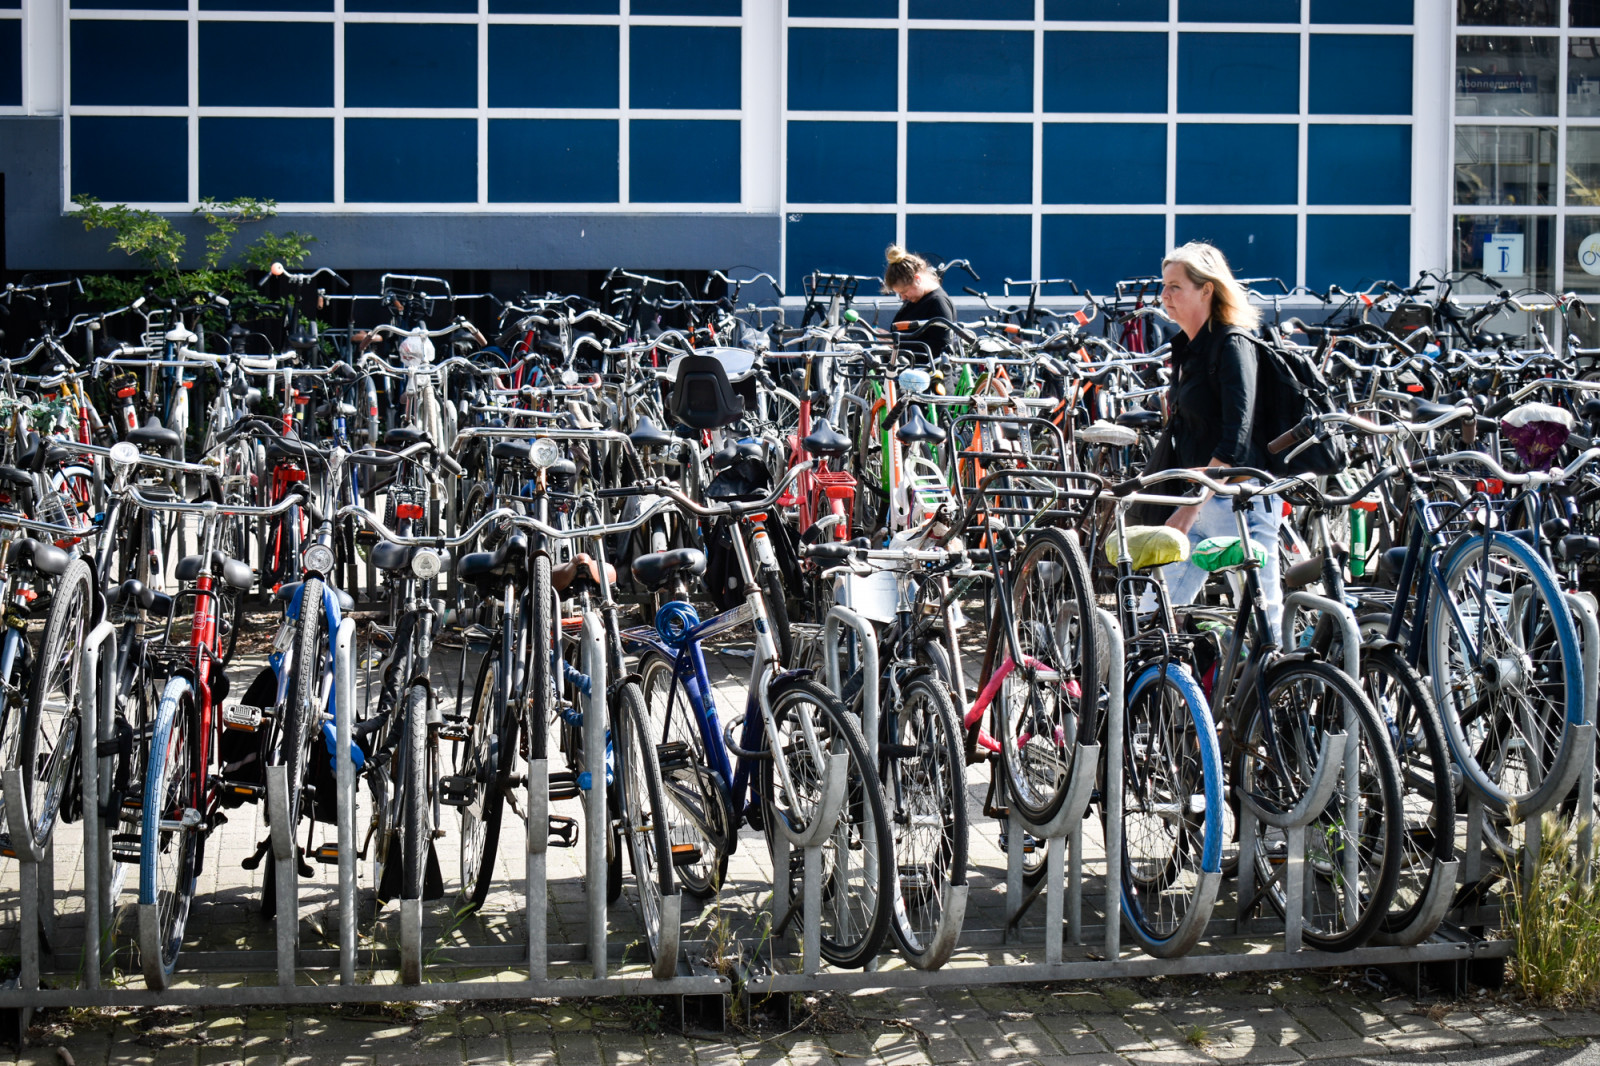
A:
[[884, 245, 958, 355]]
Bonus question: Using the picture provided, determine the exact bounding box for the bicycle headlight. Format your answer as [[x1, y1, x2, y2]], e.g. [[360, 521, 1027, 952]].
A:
[[109, 441, 139, 468], [411, 549, 442, 580], [303, 542, 336, 575], [530, 438, 562, 469], [898, 368, 932, 395]]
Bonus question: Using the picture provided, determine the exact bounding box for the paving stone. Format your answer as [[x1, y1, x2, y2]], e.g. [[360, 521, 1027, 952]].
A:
[[1278, 1008, 1355, 1045], [462, 1036, 510, 1065], [1375, 1030, 1474, 1053], [1086, 1019, 1151, 1055], [1200, 1044, 1302, 1065], [1538, 1013, 1600, 1038], [554, 1033, 602, 1064], [1122, 1051, 1214, 1066], [1290, 1039, 1385, 1062], [1029, 1055, 1127, 1066]]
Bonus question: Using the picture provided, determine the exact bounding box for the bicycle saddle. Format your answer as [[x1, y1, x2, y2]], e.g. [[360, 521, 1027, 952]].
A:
[[384, 426, 427, 448], [630, 547, 706, 590], [7, 537, 70, 577], [1583, 398, 1600, 424], [1113, 409, 1162, 431], [456, 533, 528, 583], [128, 419, 182, 451], [800, 418, 851, 457], [114, 578, 174, 617], [371, 541, 453, 576], [492, 440, 532, 464], [0, 466, 30, 489], [628, 417, 674, 450], [1406, 397, 1462, 422], [175, 551, 255, 590], [710, 439, 764, 470], [896, 405, 946, 445], [552, 552, 617, 592], [272, 580, 355, 614], [265, 436, 328, 469]]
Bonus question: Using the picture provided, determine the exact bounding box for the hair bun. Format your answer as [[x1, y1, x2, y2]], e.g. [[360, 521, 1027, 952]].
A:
[[885, 244, 907, 263]]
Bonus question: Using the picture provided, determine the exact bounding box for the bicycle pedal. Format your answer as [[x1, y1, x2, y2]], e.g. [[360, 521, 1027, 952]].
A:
[[548, 772, 581, 802], [438, 774, 475, 808], [436, 716, 471, 743], [462, 624, 495, 651], [0, 833, 12, 859], [111, 834, 142, 864], [669, 843, 702, 867], [222, 704, 264, 732], [656, 741, 691, 772], [547, 814, 579, 848], [309, 844, 341, 865]]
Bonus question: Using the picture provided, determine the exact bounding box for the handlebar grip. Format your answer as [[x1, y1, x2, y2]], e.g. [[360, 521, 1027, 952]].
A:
[[1110, 475, 1145, 497], [596, 486, 645, 499], [1267, 419, 1313, 456], [439, 452, 464, 477]]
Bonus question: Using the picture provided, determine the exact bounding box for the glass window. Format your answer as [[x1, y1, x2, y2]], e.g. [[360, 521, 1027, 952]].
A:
[[1453, 214, 1555, 290], [912, 0, 1033, 16], [1041, 214, 1166, 294], [1458, 0, 1556, 25], [1456, 36, 1558, 116], [202, 0, 331, 14], [345, 25, 475, 108], [632, 0, 738, 12], [72, 21, 188, 106], [906, 214, 1032, 284], [490, 26, 619, 109], [199, 118, 333, 202], [345, 118, 476, 202], [71, 116, 188, 202], [1176, 123, 1298, 205], [1043, 32, 1167, 114], [1180, 0, 1297, 20], [631, 27, 740, 110], [0, 21, 17, 106], [792, 0, 895, 14], [1454, 125, 1556, 205], [1306, 215, 1411, 292], [1563, 215, 1600, 289], [1576, 0, 1600, 26], [907, 122, 1033, 204], [1569, 128, 1600, 204], [787, 121, 896, 204], [1308, 124, 1412, 205], [1175, 213, 1297, 282], [346, 0, 474, 13], [73, 0, 183, 12], [785, 213, 897, 286], [0, 0, 17, 9], [200, 23, 332, 109], [630, 119, 740, 202], [1178, 32, 1299, 115], [909, 31, 1033, 113], [788, 29, 897, 112], [487, 0, 615, 11], [489, 119, 618, 202], [1043, 123, 1167, 204], [1046, 0, 1165, 17], [1310, 34, 1412, 115], [1311, 0, 1413, 23], [1570, 37, 1600, 116]]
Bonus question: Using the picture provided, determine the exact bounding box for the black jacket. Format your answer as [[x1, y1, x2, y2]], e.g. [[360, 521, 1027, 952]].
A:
[[892, 287, 958, 355], [1168, 321, 1268, 470]]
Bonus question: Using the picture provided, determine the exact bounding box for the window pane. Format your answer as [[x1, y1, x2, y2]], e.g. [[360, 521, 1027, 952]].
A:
[[788, 28, 897, 112], [1456, 36, 1557, 116], [1564, 215, 1600, 291], [200, 22, 332, 108], [199, 117, 333, 202], [1174, 213, 1297, 283], [1180, 0, 1297, 20], [632, 0, 738, 12], [907, 122, 1032, 204], [1178, 32, 1299, 115], [1044, 32, 1167, 113], [1570, 37, 1600, 116], [1453, 214, 1554, 291], [906, 214, 1032, 285], [487, 0, 616, 12], [1570, 129, 1600, 205], [630, 119, 740, 203], [1576, 0, 1600, 26], [630, 27, 740, 110], [1306, 215, 1411, 293], [1041, 214, 1166, 294], [1309, 34, 1411, 115], [72, 21, 187, 106], [1311, 0, 1412, 23], [1458, 0, 1556, 25], [489, 25, 618, 108], [1043, 123, 1167, 204], [787, 121, 896, 203], [1176, 123, 1298, 205], [71, 116, 188, 202], [345, 24, 475, 108], [792, 0, 895, 14], [1308, 125, 1411, 205], [489, 119, 618, 202], [345, 118, 476, 202], [786, 212, 897, 284], [1046, 0, 1165, 17], [1454, 126, 1555, 205], [912, 0, 1032, 15], [909, 31, 1033, 113], [0, 21, 17, 106]]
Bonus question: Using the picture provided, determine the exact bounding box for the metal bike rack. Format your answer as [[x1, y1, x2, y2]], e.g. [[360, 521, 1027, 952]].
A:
[[580, 611, 609, 978], [769, 754, 847, 975], [3, 769, 52, 997], [266, 766, 299, 986], [335, 616, 358, 985]]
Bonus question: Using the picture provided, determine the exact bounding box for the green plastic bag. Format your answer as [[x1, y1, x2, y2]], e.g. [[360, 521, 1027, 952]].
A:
[[1191, 536, 1267, 574]]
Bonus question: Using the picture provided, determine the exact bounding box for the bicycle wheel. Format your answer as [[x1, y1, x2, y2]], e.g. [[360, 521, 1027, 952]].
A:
[[616, 679, 677, 965], [20, 558, 91, 851], [139, 675, 203, 989], [1232, 658, 1403, 951], [997, 528, 1098, 824], [262, 577, 329, 920], [1116, 662, 1224, 958], [458, 645, 514, 911], [760, 676, 894, 969], [638, 652, 731, 897], [1428, 532, 1584, 816], [759, 566, 794, 668], [882, 670, 968, 967]]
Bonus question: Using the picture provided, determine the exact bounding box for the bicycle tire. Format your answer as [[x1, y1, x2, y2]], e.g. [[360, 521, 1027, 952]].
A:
[[638, 652, 731, 897], [529, 553, 556, 763], [997, 527, 1098, 825], [458, 647, 513, 911], [616, 679, 677, 965], [140, 675, 203, 989], [1233, 657, 1403, 952], [20, 558, 91, 852], [759, 567, 794, 668], [1116, 662, 1224, 958], [760, 676, 894, 969], [1428, 531, 1584, 814]]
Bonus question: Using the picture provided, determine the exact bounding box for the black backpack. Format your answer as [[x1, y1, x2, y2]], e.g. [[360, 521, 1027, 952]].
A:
[[1224, 327, 1348, 477]]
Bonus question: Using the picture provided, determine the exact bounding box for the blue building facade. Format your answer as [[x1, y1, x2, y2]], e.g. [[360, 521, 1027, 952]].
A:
[[0, 1, 1580, 296]]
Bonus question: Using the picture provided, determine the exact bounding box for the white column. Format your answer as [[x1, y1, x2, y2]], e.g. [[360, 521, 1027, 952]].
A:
[[22, 0, 63, 115], [741, 0, 780, 212], [1411, 0, 1452, 277]]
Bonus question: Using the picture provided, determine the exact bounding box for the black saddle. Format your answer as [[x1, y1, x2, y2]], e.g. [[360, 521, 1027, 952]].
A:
[[801, 418, 850, 457], [384, 426, 427, 448], [628, 418, 675, 450], [492, 440, 532, 464], [456, 533, 529, 583], [896, 405, 945, 444], [128, 420, 182, 451], [1114, 409, 1162, 431], [630, 547, 706, 590], [175, 551, 254, 591], [7, 537, 70, 577]]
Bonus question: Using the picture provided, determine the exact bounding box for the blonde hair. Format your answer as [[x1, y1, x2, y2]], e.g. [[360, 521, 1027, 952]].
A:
[[1162, 241, 1261, 330], [883, 244, 931, 293]]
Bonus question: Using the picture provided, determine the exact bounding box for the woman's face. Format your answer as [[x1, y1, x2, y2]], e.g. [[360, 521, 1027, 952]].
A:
[[1160, 262, 1214, 339], [893, 272, 932, 302]]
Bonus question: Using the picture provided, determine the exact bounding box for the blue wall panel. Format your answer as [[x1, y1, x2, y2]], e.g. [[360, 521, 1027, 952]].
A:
[[488, 0, 616, 12], [906, 214, 1032, 284], [489, 119, 618, 202], [1309, 34, 1412, 115], [72, 116, 188, 202], [344, 118, 476, 202], [1311, 0, 1411, 22], [347, 0, 474, 12], [1180, 0, 1298, 20], [71, 21, 187, 105], [631, 26, 740, 110], [1176, 123, 1297, 204], [790, 0, 896, 14], [202, 0, 330, 14], [787, 121, 896, 204], [1178, 32, 1299, 114], [908, 122, 1032, 204], [200, 117, 334, 202], [1046, 0, 1165, 16], [200, 22, 333, 108], [912, 0, 1033, 17], [1044, 123, 1166, 204], [490, 25, 619, 108], [633, 0, 739, 12], [909, 31, 1033, 113], [1308, 124, 1411, 205], [0, 21, 18, 106], [786, 213, 896, 284], [788, 28, 897, 112], [1042, 214, 1167, 295], [1306, 215, 1410, 291], [345, 24, 475, 108], [1175, 213, 1297, 282], [630, 119, 740, 203], [1044, 32, 1167, 113]]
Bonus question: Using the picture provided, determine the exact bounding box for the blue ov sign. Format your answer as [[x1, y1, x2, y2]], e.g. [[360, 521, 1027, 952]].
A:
[[1484, 233, 1525, 277]]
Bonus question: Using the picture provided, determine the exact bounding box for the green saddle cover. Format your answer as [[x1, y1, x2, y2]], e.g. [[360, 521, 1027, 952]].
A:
[[1192, 536, 1267, 573]]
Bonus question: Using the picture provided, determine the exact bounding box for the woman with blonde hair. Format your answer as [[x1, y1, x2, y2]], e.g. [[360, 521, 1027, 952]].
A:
[[1154, 241, 1282, 633], [884, 245, 957, 354]]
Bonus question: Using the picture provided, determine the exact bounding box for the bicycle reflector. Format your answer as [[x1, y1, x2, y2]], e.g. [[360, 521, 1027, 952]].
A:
[[396, 502, 425, 520], [654, 601, 700, 650]]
